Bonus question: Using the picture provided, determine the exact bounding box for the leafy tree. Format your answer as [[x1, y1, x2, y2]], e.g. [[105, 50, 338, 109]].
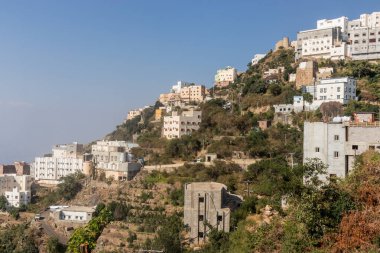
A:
[[268, 83, 282, 96], [67, 207, 113, 253], [0, 195, 8, 211], [47, 237, 65, 253], [152, 214, 182, 253], [8, 207, 19, 220], [303, 93, 313, 104], [57, 172, 85, 201]]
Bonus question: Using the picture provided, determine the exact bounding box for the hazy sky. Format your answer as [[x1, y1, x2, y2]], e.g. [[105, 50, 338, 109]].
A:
[[0, 0, 379, 163]]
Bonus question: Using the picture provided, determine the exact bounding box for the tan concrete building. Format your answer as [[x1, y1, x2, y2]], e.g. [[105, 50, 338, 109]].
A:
[[180, 85, 206, 103], [296, 61, 318, 88], [159, 92, 181, 105], [163, 109, 202, 139], [184, 182, 242, 245], [274, 37, 290, 51], [214, 66, 237, 87]]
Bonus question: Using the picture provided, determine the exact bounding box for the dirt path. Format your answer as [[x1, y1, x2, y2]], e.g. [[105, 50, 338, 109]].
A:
[[40, 211, 68, 245]]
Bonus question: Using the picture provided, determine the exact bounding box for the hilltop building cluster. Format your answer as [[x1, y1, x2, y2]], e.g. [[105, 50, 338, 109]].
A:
[[159, 81, 207, 106], [32, 140, 142, 184], [296, 11, 380, 61]]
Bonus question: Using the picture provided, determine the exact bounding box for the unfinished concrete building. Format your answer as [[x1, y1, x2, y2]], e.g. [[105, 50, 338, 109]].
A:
[[184, 182, 242, 245], [304, 118, 380, 181]]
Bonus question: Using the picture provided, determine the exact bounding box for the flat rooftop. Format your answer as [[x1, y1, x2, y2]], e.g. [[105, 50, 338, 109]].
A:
[[186, 182, 226, 191], [61, 206, 96, 213]]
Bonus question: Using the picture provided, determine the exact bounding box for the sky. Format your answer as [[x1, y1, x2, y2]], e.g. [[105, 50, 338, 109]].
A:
[[0, 0, 379, 163]]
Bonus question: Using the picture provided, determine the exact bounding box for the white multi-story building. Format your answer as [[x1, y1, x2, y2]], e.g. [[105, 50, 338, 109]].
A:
[[312, 77, 357, 107], [356, 12, 380, 29], [304, 119, 380, 181], [317, 16, 349, 32], [347, 26, 380, 60], [92, 141, 142, 181], [298, 11, 380, 61], [296, 27, 348, 60], [0, 174, 32, 207], [251, 54, 266, 66], [214, 66, 237, 87], [34, 142, 84, 183], [163, 109, 202, 139]]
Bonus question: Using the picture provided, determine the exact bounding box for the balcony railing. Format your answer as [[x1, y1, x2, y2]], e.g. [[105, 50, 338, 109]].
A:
[[349, 121, 380, 127]]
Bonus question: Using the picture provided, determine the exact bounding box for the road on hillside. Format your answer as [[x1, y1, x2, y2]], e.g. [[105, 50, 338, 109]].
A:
[[39, 210, 68, 245]]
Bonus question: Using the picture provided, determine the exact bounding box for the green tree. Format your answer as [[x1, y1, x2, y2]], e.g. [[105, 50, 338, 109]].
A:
[[0, 195, 8, 211], [57, 172, 85, 201], [152, 214, 182, 253]]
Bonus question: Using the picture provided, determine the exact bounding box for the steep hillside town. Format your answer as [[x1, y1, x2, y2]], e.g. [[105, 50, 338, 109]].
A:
[[2, 9, 380, 253]]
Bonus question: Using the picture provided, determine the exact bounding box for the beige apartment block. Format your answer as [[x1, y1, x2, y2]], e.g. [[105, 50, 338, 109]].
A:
[[180, 85, 206, 103], [163, 109, 202, 139], [214, 66, 237, 87], [184, 182, 242, 245]]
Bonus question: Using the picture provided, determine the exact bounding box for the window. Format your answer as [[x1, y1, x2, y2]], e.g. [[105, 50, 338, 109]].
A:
[[199, 215, 204, 221], [199, 197, 204, 203], [352, 145, 358, 150], [337, 87, 341, 92], [198, 232, 204, 238], [334, 151, 339, 158], [334, 135, 339, 141], [369, 145, 375, 150], [315, 147, 320, 152], [217, 215, 223, 222], [337, 95, 340, 99]]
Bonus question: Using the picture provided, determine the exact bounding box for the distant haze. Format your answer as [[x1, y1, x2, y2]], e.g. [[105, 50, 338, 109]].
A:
[[0, 0, 379, 163]]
